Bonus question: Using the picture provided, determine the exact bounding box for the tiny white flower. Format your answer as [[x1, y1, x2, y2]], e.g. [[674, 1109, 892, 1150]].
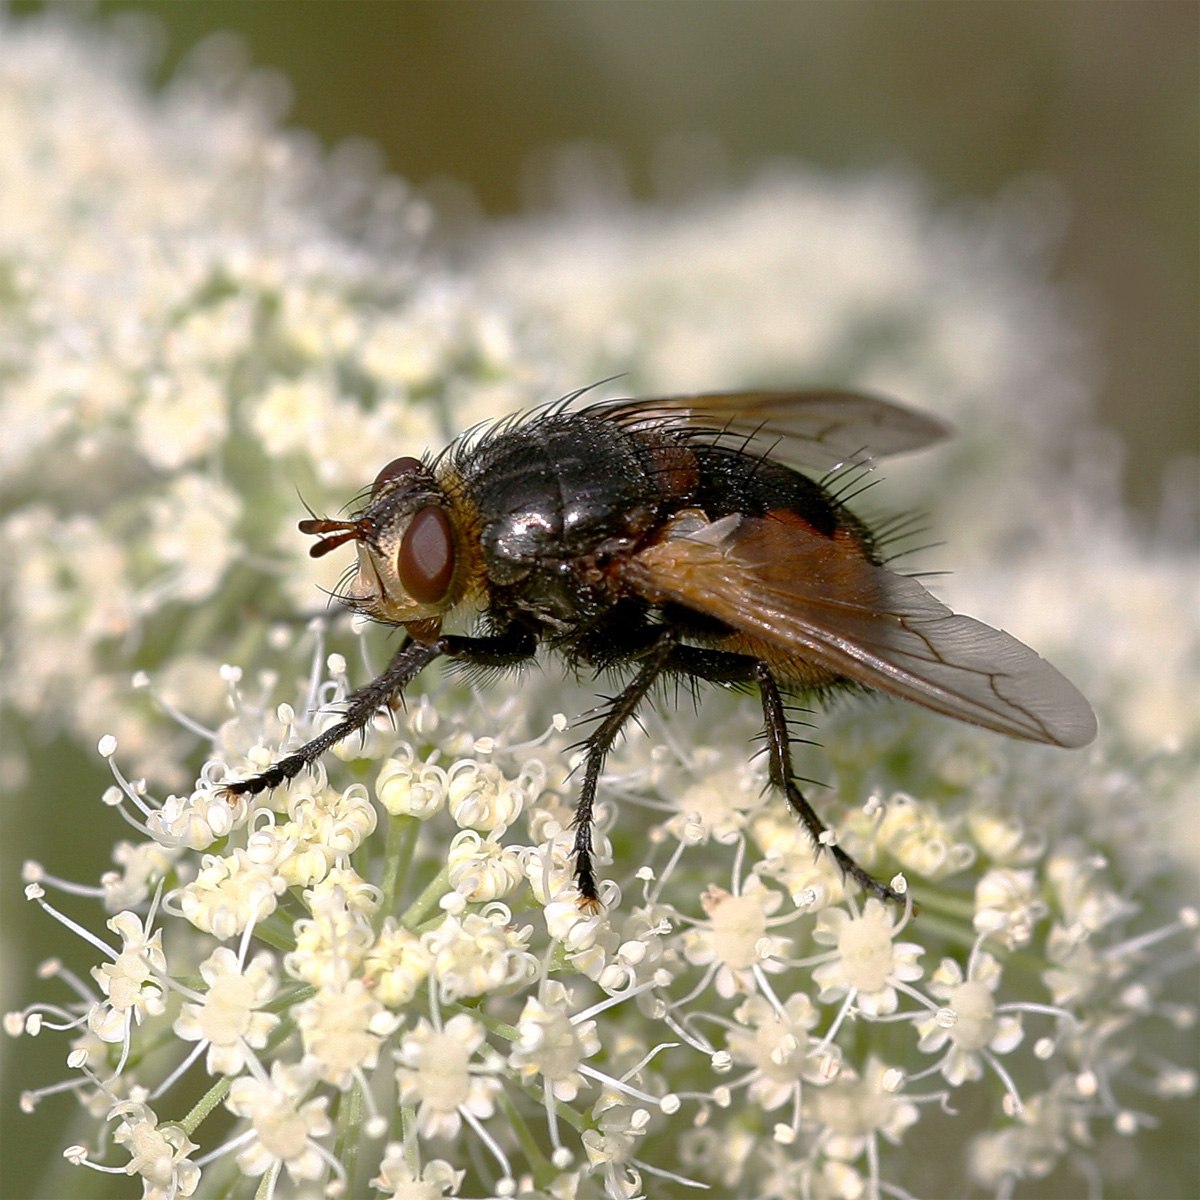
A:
[[509, 980, 601, 1102], [866, 792, 976, 881], [659, 747, 766, 845], [225, 1060, 333, 1183], [376, 752, 448, 819], [289, 781, 378, 858], [109, 1100, 200, 1199], [966, 807, 1046, 866], [811, 899, 925, 1016], [88, 911, 168, 1041], [173, 947, 280, 1077], [371, 1144, 464, 1197], [134, 371, 228, 471], [809, 1056, 920, 1162], [362, 918, 435, 1008], [175, 849, 287, 940], [395, 1014, 503, 1140], [1045, 847, 1136, 933], [100, 840, 183, 914], [447, 829, 526, 902], [285, 888, 376, 990], [146, 787, 238, 852], [973, 867, 1047, 948], [445, 759, 526, 831], [294, 978, 400, 1089], [915, 952, 1024, 1085], [1042, 923, 1107, 1007], [423, 908, 537, 1001], [249, 374, 330, 460], [682, 878, 792, 998], [725, 993, 822, 1110], [145, 474, 240, 605]]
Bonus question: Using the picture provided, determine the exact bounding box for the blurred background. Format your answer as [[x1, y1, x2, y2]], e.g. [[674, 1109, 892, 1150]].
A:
[[2, 3, 1196, 1197], [51, 0, 1200, 517]]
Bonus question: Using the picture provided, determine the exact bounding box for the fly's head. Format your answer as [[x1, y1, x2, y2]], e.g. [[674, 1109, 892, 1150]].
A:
[[302, 456, 467, 638]]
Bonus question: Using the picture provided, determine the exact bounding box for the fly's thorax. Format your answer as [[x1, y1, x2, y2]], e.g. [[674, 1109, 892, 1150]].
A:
[[458, 412, 671, 584]]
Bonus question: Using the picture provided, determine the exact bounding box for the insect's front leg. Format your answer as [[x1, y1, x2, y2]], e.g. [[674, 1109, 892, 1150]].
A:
[[223, 625, 536, 800]]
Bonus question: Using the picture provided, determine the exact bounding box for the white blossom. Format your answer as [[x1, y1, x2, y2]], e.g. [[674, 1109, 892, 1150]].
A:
[[509, 980, 602, 1102], [294, 978, 400, 1089], [173, 947, 280, 1076], [394, 1014, 503, 1140], [811, 898, 925, 1016], [915, 951, 1024, 1086], [88, 910, 168, 1042], [682, 877, 792, 997], [110, 1101, 201, 1199], [225, 1061, 334, 1183], [5, 13, 1196, 1200]]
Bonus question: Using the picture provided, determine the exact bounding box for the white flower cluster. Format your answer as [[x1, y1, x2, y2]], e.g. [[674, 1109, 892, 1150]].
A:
[[4, 11, 1197, 1200]]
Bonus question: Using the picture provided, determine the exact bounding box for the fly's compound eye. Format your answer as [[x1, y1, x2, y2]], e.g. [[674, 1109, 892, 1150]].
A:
[[371, 455, 424, 497], [398, 506, 455, 604]]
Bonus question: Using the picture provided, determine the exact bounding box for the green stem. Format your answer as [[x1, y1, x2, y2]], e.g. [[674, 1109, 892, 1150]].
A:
[[497, 1087, 557, 1181], [180, 1075, 233, 1136], [334, 1078, 366, 1196], [400, 865, 452, 929], [378, 814, 422, 923]]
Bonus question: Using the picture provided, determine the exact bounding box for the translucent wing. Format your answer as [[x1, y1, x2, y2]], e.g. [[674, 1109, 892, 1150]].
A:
[[604, 389, 952, 472], [620, 513, 1096, 748]]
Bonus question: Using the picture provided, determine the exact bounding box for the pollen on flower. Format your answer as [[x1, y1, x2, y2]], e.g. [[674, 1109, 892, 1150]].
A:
[[683, 878, 792, 997]]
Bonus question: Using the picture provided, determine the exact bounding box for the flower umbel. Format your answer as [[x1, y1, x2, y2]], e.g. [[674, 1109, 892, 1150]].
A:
[[5, 12, 1197, 1200]]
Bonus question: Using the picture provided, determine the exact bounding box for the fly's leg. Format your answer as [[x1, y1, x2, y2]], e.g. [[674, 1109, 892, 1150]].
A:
[[756, 663, 904, 906], [572, 636, 676, 907], [223, 626, 536, 800]]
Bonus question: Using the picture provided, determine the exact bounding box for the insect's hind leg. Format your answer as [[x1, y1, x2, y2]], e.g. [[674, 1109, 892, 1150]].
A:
[[755, 663, 905, 906]]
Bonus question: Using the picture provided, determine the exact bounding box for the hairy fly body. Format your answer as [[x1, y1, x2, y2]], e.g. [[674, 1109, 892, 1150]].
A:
[[223, 390, 1097, 906]]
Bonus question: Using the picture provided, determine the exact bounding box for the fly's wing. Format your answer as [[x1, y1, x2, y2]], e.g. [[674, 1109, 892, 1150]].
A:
[[605, 390, 952, 473], [620, 513, 1097, 748]]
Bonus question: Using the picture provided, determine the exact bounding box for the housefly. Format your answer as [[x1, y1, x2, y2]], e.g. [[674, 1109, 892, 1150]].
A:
[[223, 389, 1097, 907]]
